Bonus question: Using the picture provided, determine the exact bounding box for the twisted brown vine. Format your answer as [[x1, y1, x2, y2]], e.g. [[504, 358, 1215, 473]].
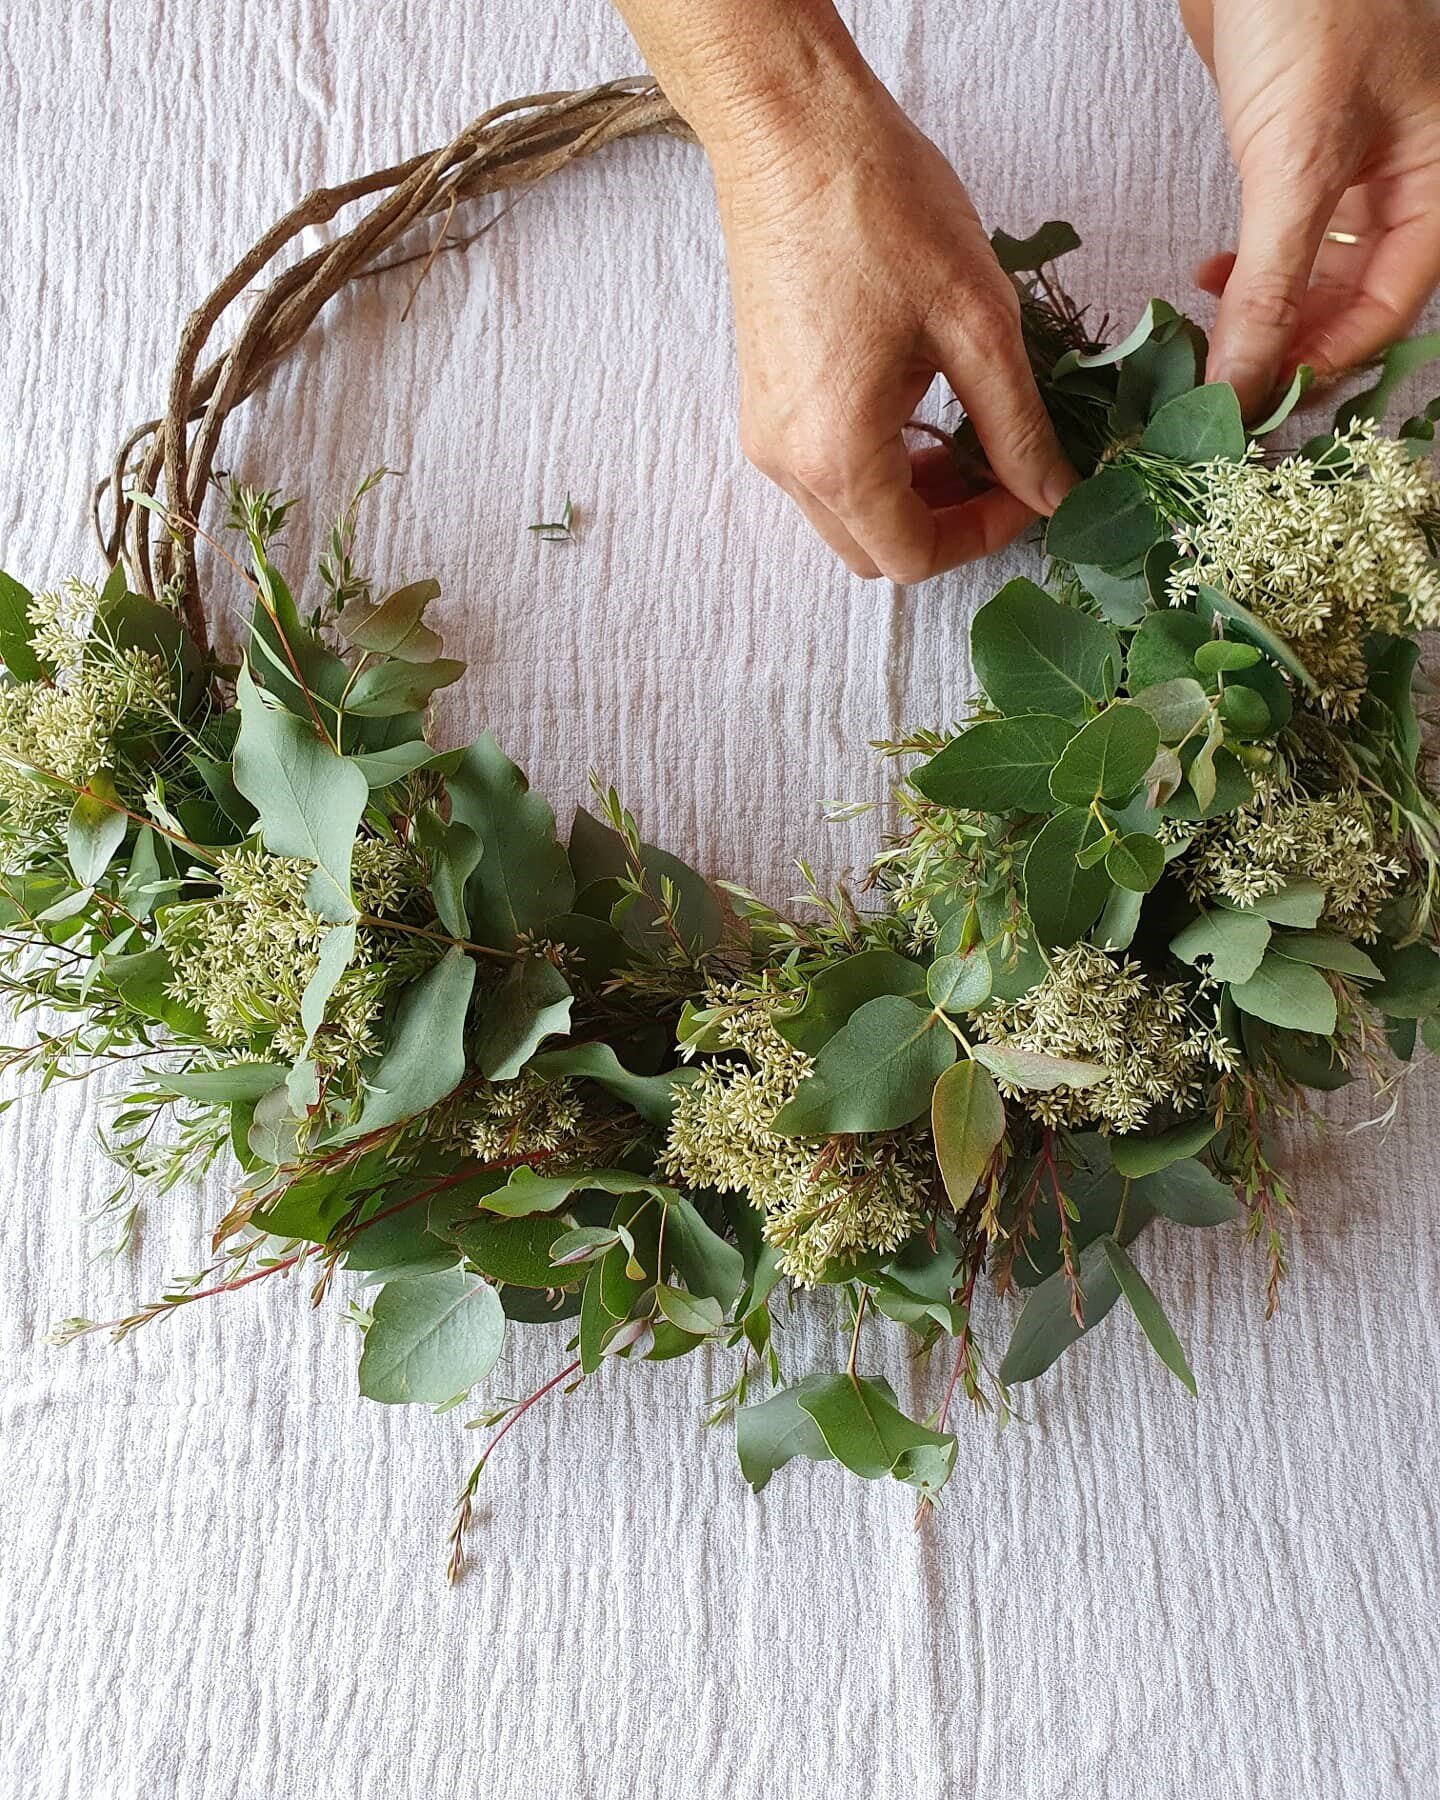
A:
[[95, 78, 689, 659]]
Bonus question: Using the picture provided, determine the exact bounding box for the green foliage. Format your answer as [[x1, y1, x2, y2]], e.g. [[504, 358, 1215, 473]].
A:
[[347, 948, 477, 1136], [1023, 805, 1111, 946], [0, 570, 49, 682], [774, 948, 928, 1054], [233, 664, 367, 922], [931, 1059, 1005, 1207], [447, 733, 575, 948], [474, 957, 572, 1081], [1046, 466, 1164, 566], [357, 1268, 505, 1404], [13, 243, 1440, 1554], [772, 995, 955, 1134], [969, 579, 1120, 720], [1048, 705, 1159, 804], [914, 714, 1074, 812]]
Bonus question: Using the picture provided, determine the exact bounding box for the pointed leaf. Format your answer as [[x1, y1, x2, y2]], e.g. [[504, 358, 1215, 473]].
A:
[[66, 774, 128, 886], [446, 733, 574, 947], [931, 1059, 1006, 1207], [774, 948, 928, 1055], [998, 1238, 1121, 1384], [1048, 705, 1159, 804], [233, 664, 368, 922], [971, 1042, 1109, 1091], [347, 947, 477, 1136], [475, 957, 573, 1081], [1230, 951, 1337, 1035], [736, 1379, 836, 1492], [913, 714, 1075, 812], [969, 578, 1121, 721], [1100, 1238, 1196, 1393]]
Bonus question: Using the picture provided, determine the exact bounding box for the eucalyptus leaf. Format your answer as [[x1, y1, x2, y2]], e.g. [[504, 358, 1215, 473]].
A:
[[1110, 1118, 1218, 1177], [1105, 832, 1164, 893], [797, 1375, 956, 1489], [667, 1196, 745, 1308], [926, 948, 992, 1013], [344, 657, 466, 717], [1335, 331, 1440, 428], [971, 1041, 1108, 1091], [347, 947, 477, 1136], [1230, 951, 1337, 1035], [1132, 1159, 1242, 1227], [1053, 299, 1181, 373], [771, 995, 955, 1135], [736, 1378, 837, 1492], [969, 579, 1121, 721], [233, 664, 367, 923], [0, 569, 48, 683], [337, 579, 444, 662], [357, 1268, 505, 1405], [1023, 805, 1112, 947], [1046, 466, 1164, 567], [475, 957, 573, 1081], [1139, 383, 1245, 463], [913, 714, 1074, 812], [1169, 908, 1272, 984], [998, 1238, 1121, 1384], [414, 807, 483, 938], [1193, 640, 1261, 676], [528, 1042, 697, 1128], [774, 948, 928, 1056], [1251, 364, 1313, 434], [1196, 584, 1316, 692], [1131, 677, 1212, 742], [299, 920, 358, 1045], [931, 1059, 1005, 1208], [66, 774, 128, 886], [1100, 1238, 1197, 1393], [1271, 932, 1381, 980], [446, 733, 575, 948], [1048, 705, 1159, 804]]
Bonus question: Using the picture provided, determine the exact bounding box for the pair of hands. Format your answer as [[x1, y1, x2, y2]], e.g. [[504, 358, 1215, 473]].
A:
[[705, 0, 1440, 582]]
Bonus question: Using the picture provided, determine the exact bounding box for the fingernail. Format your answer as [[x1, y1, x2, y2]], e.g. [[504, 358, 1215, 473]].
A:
[[1043, 465, 1078, 515]]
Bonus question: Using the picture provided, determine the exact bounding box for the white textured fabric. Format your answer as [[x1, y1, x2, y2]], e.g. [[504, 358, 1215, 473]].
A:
[[2, 4, 1438, 1796]]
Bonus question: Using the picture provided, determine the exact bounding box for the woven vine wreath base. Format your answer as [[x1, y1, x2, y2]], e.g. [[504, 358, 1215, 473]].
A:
[[18, 67, 1438, 1573], [97, 79, 690, 643]]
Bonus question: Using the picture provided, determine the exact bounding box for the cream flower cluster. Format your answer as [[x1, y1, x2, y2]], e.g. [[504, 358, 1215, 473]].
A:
[[1168, 420, 1440, 716], [661, 987, 931, 1286], [0, 584, 174, 831], [464, 1071, 586, 1162], [164, 838, 420, 1069], [978, 944, 1234, 1132], [1177, 781, 1404, 939]]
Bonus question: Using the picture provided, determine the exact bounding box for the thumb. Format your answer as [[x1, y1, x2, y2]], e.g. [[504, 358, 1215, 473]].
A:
[[1207, 146, 1348, 412], [933, 294, 1076, 516]]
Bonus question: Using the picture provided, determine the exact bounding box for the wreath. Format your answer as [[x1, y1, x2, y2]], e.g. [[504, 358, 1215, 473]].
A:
[[6, 81, 1440, 1580]]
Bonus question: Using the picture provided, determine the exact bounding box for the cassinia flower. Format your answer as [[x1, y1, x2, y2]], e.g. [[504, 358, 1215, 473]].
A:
[[661, 987, 932, 1285], [1176, 779, 1404, 939], [464, 1072, 586, 1162], [163, 838, 422, 1072], [1167, 419, 1440, 716], [978, 944, 1234, 1132]]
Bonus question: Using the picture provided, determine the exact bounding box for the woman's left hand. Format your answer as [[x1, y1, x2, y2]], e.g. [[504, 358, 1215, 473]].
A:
[[1180, 0, 1440, 412]]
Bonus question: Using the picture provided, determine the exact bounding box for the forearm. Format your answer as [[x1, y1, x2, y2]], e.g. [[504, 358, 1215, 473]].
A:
[[612, 0, 882, 173]]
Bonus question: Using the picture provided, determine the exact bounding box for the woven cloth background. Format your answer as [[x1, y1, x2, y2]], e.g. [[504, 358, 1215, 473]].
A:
[[2, 3, 1437, 1796]]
